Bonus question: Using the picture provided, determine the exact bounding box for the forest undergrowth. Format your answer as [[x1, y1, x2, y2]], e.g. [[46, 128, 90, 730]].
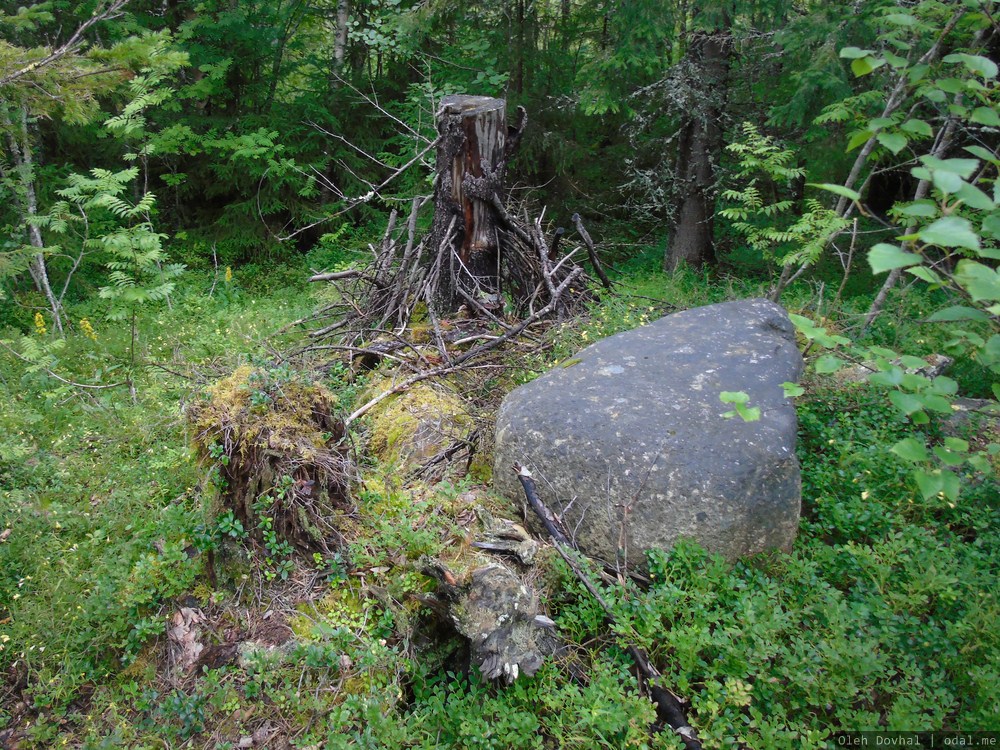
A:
[[3, 0, 1000, 746], [1, 247, 997, 749]]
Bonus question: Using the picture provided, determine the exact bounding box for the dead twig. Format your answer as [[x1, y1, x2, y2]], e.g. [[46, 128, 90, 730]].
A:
[[572, 213, 612, 291], [346, 272, 579, 426], [308, 269, 365, 283], [275, 138, 439, 243], [298, 185, 592, 386], [0, 0, 130, 87], [513, 464, 702, 750]]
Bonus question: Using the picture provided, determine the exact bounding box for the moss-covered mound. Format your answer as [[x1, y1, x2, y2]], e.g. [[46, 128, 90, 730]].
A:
[[188, 365, 354, 551], [364, 376, 474, 469]]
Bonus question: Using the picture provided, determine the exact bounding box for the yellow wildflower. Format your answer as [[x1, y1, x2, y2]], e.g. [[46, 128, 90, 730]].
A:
[[79, 317, 97, 341], [225, 266, 233, 283], [34, 312, 46, 336]]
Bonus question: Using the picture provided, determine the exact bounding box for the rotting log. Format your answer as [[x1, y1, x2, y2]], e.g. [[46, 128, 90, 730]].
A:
[[430, 95, 508, 311], [422, 560, 559, 683]]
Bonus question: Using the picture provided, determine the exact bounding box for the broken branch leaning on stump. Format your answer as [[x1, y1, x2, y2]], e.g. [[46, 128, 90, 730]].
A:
[[293, 98, 595, 418], [513, 464, 703, 750], [571, 213, 612, 291]]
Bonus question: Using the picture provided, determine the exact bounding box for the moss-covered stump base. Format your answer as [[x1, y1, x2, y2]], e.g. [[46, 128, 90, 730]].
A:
[[424, 560, 559, 683], [188, 365, 355, 552]]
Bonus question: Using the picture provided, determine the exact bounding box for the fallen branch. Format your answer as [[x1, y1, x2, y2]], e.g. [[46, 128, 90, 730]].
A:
[[572, 213, 612, 291], [309, 269, 365, 283], [295, 187, 588, 417], [346, 272, 579, 426], [513, 464, 702, 750], [275, 137, 440, 243], [516, 462, 570, 546], [290, 100, 597, 417]]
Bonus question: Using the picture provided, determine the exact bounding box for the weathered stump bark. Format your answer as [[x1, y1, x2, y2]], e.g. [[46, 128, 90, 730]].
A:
[[423, 559, 559, 684], [430, 95, 508, 311]]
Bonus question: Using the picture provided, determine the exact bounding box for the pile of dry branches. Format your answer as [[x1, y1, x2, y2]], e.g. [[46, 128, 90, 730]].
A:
[[286, 195, 606, 425]]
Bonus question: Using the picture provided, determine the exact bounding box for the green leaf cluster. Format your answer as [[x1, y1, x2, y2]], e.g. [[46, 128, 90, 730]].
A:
[[720, 123, 850, 270]]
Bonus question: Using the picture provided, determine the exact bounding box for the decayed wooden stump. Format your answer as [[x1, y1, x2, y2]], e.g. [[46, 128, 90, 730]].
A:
[[302, 94, 594, 368], [423, 559, 559, 684], [430, 95, 508, 311]]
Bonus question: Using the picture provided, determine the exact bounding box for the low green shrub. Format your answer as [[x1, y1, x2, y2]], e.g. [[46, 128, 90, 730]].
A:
[[3, 255, 997, 748]]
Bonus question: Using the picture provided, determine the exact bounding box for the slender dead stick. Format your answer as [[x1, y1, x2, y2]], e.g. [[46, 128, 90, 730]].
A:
[[0, 0, 130, 87], [513, 464, 702, 750], [515, 463, 571, 546], [309, 269, 365, 283], [571, 214, 612, 291]]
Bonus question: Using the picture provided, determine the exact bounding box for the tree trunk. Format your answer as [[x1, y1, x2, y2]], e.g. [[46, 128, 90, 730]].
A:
[[262, 0, 305, 114], [333, 0, 349, 78], [513, 0, 525, 95], [666, 32, 731, 272], [1, 104, 63, 333], [430, 95, 508, 312]]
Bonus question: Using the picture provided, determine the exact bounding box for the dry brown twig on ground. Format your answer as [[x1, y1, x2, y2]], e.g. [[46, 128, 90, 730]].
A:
[[513, 464, 704, 750]]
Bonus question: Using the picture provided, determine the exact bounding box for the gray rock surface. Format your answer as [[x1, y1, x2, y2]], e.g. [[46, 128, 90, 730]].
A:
[[493, 298, 804, 566]]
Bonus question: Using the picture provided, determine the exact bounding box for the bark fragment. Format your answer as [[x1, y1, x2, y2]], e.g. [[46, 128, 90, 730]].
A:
[[425, 561, 559, 683]]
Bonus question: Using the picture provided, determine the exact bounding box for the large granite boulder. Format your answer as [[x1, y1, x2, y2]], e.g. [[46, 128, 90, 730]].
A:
[[493, 298, 803, 567]]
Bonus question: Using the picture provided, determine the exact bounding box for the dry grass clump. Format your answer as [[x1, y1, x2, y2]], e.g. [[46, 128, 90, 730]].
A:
[[188, 365, 355, 551]]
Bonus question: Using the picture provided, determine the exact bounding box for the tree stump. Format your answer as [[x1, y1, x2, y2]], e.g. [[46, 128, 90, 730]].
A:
[[430, 95, 508, 311]]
